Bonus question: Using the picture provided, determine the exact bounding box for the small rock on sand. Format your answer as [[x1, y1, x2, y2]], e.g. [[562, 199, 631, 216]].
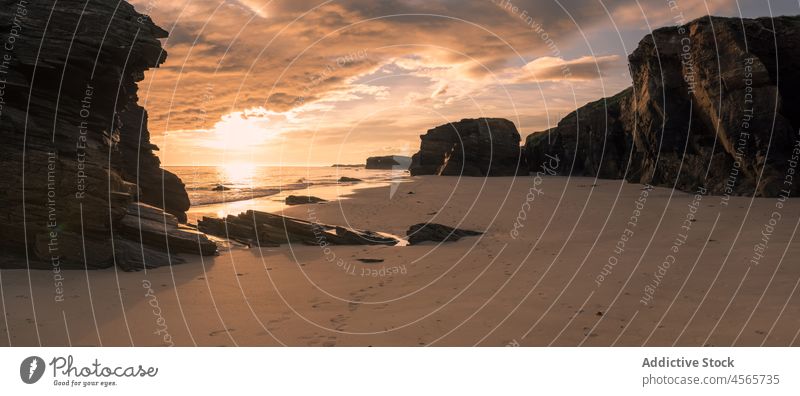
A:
[[338, 176, 362, 182], [285, 195, 327, 205], [406, 223, 483, 245]]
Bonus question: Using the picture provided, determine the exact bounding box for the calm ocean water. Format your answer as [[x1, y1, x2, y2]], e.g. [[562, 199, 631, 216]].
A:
[[167, 165, 406, 206]]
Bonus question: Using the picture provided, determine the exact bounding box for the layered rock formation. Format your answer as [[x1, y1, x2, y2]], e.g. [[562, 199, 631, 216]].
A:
[[365, 155, 412, 170], [525, 15, 800, 197], [198, 210, 400, 247], [118, 103, 191, 222], [409, 118, 524, 177], [0, 0, 214, 270]]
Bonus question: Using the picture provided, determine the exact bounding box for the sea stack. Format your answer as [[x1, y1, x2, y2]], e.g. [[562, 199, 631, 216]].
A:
[[365, 155, 412, 170], [524, 15, 800, 197], [409, 118, 525, 177], [0, 0, 215, 269]]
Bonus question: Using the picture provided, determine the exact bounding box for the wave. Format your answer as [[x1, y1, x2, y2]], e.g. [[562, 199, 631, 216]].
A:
[[189, 188, 281, 206], [170, 166, 410, 207]]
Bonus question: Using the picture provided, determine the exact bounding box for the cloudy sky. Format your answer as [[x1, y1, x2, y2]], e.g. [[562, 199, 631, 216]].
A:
[[129, 0, 800, 166]]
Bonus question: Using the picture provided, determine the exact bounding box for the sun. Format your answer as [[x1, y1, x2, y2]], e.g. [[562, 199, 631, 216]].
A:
[[212, 108, 281, 151]]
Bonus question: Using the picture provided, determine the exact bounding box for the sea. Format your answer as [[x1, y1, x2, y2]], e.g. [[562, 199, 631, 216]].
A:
[[167, 165, 408, 221]]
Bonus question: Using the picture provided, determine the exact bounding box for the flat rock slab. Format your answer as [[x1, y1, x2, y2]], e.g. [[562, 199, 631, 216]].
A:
[[198, 210, 399, 247], [406, 223, 483, 245], [285, 195, 327, 205]]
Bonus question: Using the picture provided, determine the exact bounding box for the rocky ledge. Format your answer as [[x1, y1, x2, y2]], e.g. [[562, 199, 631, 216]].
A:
[[525, 15, 800, 197], [285, 195, 327, 205], [409, 118, 525, 177], [406, 223, 483, 245], [198, 210, 400, 247], [0, 0, 215, 270]]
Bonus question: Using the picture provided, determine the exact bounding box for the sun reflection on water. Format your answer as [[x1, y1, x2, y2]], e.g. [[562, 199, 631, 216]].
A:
[[220, 163, 258, 187]]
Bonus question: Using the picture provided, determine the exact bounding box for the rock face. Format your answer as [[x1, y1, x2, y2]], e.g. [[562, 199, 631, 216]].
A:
[[365, 155, 412, 170], [409, 118, 524, 177], [0, 0, 214, 269], [117, 93, 191, 222], [525, 88, 632, 179], [525, 15, 800, 197]]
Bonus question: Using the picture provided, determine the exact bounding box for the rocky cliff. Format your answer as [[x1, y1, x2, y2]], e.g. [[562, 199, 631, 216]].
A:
[[409, 118, 524, 176], [525, 88, 632, 179], [525, 15, 800, 197], [0, 0, 215, 270]]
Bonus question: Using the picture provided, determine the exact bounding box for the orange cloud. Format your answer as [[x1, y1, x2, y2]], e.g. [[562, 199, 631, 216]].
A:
[[128, 0, 797, 166], [520, 55, 624, 82]]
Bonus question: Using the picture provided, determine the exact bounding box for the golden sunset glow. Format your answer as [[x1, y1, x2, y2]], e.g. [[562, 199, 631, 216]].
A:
[[129, 0, 797, 167], [5, 0, 800, 361], [211, 108, 282, 151], [220, 162, 258, 186]]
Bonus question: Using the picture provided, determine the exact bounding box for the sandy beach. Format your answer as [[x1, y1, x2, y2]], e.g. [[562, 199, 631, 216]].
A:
[[2, 175, 799, 347]]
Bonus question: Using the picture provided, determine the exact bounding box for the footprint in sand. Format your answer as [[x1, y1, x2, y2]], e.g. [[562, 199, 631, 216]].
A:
[[209, 328, 235, 337], [304, 333, 338, 346], [317, 334, 339, 347], [330, 314, 349, 331]]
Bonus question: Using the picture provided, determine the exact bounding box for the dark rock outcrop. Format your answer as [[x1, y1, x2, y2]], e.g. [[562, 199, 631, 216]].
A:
[[117, 93, 191, 222], [198, 210, 399, 247], [409, 118, 524, 176], [525, 88, 632, 179], [406, 223, 483, 245], [0, 0, 215, 269], [365, 155, 412, 170], [338, 176, 362, 182], [285, 195, 327, 205], [525, 15, 800, 197]]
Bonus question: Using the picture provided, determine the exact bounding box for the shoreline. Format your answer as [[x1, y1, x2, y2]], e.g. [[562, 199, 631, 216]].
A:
[[185, 176, 405, 224]]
